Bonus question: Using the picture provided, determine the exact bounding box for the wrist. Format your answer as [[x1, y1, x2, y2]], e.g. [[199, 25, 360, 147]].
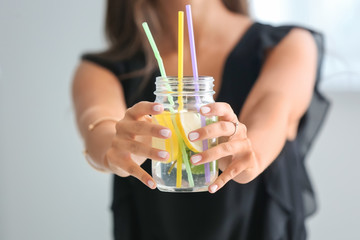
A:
[[83, 117, 119, 173], [83, 149, 110, 173]]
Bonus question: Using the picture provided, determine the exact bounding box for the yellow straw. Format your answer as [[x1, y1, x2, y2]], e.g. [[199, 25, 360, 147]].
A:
[[176, 11, 184, 188]]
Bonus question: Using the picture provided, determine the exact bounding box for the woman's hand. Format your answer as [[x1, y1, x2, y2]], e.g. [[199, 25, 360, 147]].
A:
[[105, 101, 171, 189], [188, 102, 260, 193]]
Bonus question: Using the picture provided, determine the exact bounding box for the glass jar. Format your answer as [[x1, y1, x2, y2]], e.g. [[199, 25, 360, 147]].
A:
[[152, 76, 218, 192]]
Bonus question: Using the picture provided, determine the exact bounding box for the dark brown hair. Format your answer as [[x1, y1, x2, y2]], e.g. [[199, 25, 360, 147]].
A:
[[98, 0, 249, 81]]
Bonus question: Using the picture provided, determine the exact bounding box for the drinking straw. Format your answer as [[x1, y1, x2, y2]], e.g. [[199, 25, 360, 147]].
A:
[[186, 5, 211, 183], [176, 11, 184, 188], [177, 12, 184, 112], [177, 11, 195, 188], [142, 22, 175, 108]]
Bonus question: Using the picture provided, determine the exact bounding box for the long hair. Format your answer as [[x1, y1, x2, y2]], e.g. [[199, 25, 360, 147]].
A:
[[98, 0, 249, 81]]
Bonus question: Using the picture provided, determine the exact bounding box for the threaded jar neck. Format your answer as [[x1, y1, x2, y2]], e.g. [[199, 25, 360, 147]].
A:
[[154, 76, 215, 97]]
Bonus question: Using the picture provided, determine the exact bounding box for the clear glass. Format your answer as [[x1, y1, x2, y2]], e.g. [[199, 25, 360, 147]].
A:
[[152, 76, 219, 192]]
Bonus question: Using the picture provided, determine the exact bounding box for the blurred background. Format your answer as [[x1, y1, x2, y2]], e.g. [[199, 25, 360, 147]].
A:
[[0, 0, 359, 239]]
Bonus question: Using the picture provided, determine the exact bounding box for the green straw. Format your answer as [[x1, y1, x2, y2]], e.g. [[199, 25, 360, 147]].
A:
[[142, 22, 175, 108], [142, 22, 167, 78]]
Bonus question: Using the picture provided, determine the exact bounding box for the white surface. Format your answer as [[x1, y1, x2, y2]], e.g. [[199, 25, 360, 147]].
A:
[[0, 1, 359, 240]]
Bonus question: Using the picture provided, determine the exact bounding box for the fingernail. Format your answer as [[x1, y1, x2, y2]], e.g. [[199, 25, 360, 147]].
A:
[[158, 151, 168, 159], [160, 129, 171, 138], [210, 184, 218, 193], [201, 106, 211, 114], [153, 104, 162, 112], [189, 132, 199, 141], [148, 180, 155, 188], [191, 155, 202, 164]]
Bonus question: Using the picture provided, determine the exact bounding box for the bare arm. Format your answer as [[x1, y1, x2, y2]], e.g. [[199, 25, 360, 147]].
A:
[[187, 28, 318, 192], [72, 61, 170, 189], [240, 28, 317, 170], [72, 61, 126, 171]]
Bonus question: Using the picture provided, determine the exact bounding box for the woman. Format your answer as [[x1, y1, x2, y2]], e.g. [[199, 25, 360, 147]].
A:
[[72, 0, 329, 239]]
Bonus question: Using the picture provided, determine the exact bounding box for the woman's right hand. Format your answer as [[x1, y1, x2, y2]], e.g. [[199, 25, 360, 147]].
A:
[[105, 101, 171, 189]]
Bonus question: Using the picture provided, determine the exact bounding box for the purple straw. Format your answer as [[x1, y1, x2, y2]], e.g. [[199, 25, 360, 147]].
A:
[[186, 5, 211, 183]]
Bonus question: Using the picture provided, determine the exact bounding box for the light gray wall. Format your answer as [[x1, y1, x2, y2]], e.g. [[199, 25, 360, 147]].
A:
[[0, 1, 359, 240], [307, 92, 360, 240], [251, 0, 360, 91], [0, 0, 112, 239]]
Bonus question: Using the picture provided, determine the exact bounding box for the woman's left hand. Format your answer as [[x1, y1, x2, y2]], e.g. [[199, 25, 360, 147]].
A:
[[188, 102, 260, 193]]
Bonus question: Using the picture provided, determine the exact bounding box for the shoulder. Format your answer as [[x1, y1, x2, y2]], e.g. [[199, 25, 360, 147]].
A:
[[250, 23, 319, 71], [272, 27, 317, 60], [81, 53, 126, 77], [245, 24, 319, 103], [258, 25, 318, 85], [74, 60, 118, 82], [282, 27, 317, 49], [254, 22, 320, 56]]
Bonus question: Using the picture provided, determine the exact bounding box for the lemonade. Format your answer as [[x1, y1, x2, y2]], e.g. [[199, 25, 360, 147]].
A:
[[152, 111, 218, 192], [152, 76, 218, 192]]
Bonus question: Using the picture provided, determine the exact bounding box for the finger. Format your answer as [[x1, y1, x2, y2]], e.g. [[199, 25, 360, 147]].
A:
[[188, 121, 246, 142], [200, 102, 237, 122], [190, 139, 251, 165], [125, 101, 164, 120], [106, 151, 156, 189], [116, 139, 170, 162], [117, 120, 171, 139], [119, 160, 157, 189], [208, 159, 246, 193]]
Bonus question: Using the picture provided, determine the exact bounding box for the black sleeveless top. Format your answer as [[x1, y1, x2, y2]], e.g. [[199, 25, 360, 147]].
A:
[[83, 22, 329, 240]]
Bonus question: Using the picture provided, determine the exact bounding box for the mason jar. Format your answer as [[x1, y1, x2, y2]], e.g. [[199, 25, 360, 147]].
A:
[[152, 76, 219, 192]]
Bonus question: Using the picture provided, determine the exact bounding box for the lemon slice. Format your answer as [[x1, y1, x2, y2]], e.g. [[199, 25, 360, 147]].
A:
[[175, 112, 203, 153], [152, 113, 179, 163]]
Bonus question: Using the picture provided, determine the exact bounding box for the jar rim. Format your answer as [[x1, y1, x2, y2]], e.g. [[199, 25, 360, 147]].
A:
[[154, 76, 215, 96], [156, 76, 214, 83]]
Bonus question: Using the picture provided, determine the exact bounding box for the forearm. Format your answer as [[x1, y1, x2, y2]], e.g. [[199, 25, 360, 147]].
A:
[[240, 93, 292, 171]]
